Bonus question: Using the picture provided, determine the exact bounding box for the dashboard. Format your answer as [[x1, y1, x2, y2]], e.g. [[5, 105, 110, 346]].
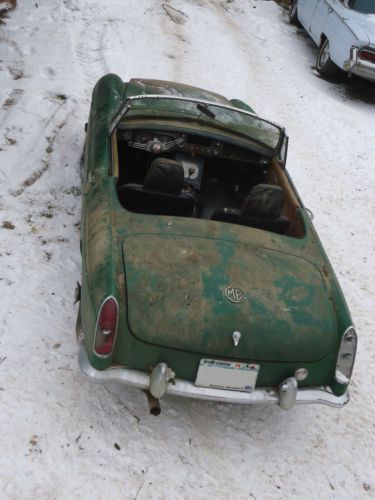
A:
[[119, 128, 271, 165], [118, 128, 271, 191]]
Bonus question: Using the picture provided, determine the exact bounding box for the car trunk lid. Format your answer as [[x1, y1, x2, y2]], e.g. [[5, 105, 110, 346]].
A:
[[123, 234, 337, 362]]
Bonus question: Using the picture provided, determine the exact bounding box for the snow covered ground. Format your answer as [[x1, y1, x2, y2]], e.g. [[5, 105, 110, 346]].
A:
[[1, 0, 374, 498]]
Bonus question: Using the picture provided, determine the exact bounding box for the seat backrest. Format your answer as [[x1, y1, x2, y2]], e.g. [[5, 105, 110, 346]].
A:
[[143, 157, 184, 194], [211, 184, 289, 235], [118, 184, 195, 216], [241, 184, 289, 234], [242, 184, 283, 218], [118, 158, 195, 217]]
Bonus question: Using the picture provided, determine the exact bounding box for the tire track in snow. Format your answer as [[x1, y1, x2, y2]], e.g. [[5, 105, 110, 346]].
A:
[[159, 0, 191, 82], [0, 88, 24, 133], [73, 1, 110, 95], [0, 35, 26, 130], [11, 104, 72, 196], [207, 0, 288, 115], [1, 88, 23, 111]]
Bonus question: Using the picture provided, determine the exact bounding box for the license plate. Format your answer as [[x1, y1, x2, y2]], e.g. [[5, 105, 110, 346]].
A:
[[195, 359, 260, 393]]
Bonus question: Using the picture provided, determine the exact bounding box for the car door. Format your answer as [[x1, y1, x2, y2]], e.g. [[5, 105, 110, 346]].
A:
[[310, 0, 332, 44], [297, 0, 320, 32]]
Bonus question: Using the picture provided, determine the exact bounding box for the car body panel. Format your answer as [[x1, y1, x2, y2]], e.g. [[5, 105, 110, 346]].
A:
[[346, 9, 375, 43], [298, 0, 320, 30], [346, 17, 369, 43], [320, 8, 358, 66], [123, 233, 337, 362], [310, 0, 331, 45]]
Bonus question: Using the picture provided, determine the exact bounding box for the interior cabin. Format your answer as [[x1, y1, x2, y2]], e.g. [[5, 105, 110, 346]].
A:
[[111, 126, 306, 238]]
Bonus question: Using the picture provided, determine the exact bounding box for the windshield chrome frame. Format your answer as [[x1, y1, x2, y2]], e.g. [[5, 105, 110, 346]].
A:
[[109, 94, 286, 153]]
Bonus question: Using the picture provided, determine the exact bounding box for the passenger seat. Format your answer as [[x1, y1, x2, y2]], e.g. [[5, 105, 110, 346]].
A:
[[211, 184, 289, 235]]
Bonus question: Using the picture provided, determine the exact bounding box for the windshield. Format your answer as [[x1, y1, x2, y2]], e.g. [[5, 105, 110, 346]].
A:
[[348, 0, 375, 14], [121, 96, 283, 152]]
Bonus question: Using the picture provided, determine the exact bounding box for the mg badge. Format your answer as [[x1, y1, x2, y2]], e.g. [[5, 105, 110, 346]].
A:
[[224, 286, 245, 303]]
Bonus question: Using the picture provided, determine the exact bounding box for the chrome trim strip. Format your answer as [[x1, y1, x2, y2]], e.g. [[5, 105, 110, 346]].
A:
[[79, 347, 349, 408]]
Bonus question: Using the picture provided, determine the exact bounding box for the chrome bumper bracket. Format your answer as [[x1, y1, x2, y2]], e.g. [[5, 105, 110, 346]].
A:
[[279, 377, 298, 410]]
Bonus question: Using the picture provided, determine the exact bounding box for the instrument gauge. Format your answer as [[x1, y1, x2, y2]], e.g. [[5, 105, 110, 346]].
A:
[[136, 133, 152, 144]]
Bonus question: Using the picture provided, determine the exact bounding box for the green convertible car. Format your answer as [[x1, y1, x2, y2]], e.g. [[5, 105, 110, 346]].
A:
[[77, 74, 357, 413]]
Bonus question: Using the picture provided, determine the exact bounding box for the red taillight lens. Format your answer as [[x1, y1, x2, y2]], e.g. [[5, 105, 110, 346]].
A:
[[94, 297, 118, 356], [359, 50, 375, 63]]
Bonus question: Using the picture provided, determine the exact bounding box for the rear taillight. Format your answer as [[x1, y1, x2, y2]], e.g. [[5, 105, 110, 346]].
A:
[[359, 49, 375, 63], [94, 297, 118, 357], [335, 326, 357, 386]]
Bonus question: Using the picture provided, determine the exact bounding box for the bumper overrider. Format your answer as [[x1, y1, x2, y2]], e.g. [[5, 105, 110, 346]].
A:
[[344, 46, 375, 82], [79, 347, 349, 411]]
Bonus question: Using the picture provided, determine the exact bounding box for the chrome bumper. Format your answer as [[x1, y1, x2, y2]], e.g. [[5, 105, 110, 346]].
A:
[[79, 347, 349, 409], [344, 47, 375, 82]]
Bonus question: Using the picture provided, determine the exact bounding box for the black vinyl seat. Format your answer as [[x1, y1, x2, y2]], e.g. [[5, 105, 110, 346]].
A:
[[211, 184, 289, 235], [118, 158, 196, 217]]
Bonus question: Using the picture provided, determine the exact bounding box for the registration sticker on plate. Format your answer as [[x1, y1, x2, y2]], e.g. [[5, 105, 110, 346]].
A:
[[195, 359, 260, 393]]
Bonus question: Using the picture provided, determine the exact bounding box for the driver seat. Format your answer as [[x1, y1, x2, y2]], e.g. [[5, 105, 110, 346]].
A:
[[118, 158, 196, 217]]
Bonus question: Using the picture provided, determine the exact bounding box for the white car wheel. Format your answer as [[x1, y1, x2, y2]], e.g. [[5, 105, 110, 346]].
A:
[[316, 39, 341, 78]]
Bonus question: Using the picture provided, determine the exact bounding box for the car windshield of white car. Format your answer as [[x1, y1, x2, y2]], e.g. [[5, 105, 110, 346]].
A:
[[123, 97, 282, 153], [348, 0, 375, 14]]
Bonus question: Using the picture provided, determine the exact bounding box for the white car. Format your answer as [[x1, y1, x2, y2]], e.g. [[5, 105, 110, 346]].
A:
[[290, 0, 375, 81]]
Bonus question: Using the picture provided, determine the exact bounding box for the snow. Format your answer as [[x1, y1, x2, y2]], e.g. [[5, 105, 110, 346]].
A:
[[0, 0, 375, 498]]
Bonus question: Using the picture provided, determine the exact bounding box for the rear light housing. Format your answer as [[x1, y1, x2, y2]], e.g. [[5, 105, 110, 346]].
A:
[[335, 326, 357, 386], [358, 49, 375, 63], [94, 296, 118, 358]]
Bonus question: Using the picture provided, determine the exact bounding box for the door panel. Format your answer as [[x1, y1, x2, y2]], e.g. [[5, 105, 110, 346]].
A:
[[298, 0, 320, 31], [310, 0, 331, 44]]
